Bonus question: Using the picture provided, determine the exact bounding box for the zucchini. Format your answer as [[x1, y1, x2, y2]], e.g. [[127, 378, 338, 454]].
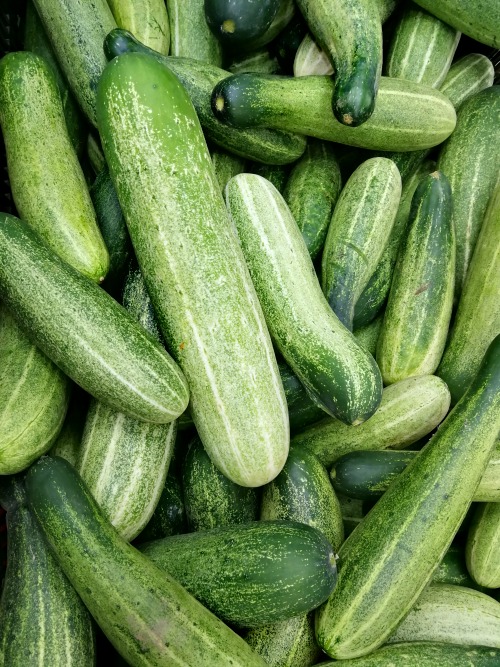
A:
[[292, 374, 450, 466], [25, 456, 267, 667], [211, 73, 457, 152], [251, 163, 289, 193], [353, 314, 383, 357], [0, 213, 189, 424], [106, 0, 170, 54], [211, 148, 246, 192], [141, 520, 337, 628], [466, 502, 500, 589], [135, 471, 186, 543], [321, 157, 401, 330], [168, 0, 222, 66], [283, 139, 342, 259], [97, 53, 288, 487], [440, 54, 495, 109], [226, 173, 382, 425], [315, 335, 500, 659], [0, 52, 110, 283], [0, 476, 95, 666]]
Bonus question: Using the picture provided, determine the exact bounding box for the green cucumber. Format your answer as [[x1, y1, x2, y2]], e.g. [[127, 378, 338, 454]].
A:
[[437, 86, 500, 298], [97, 53, 288, 487], [270, 13, 307, 74], [385, 4, 460, 88], [438, 179, 500, 404], [183, 437, 259, 531], [279, 363, 326, 433], [229, 49, 281, 75], [87, 132, 105, 175], [283, 139, 342, 259], [440, 54, 494, 109], [141, 519, 337, 628], [377, 171, 454, 383], [32, 0, 116, 126], [211, 73, 457, 151], [294, 33, 332, 77], [0, 213, 189, 424], [0, 52, 109, 283], [0, 302, 69, 474], [0, 476, 95, 666], [25, 456, 267, 667], [167, 0, 222, 65], [211, 148, 247, 192], [466, 503, 500, 589], [353, 313, 384, 357], [321, 157, 401, 330], [135, 471, 186, 543], [226, 173, 382, 425], [251, 163, 290, 193], [204, 0, 282, 48], [433, 544, 480, 588], [292, 374, 450, 466], [49, 388, 89, 466], [107, 0, 170, 54], [315, 335, 500, 659]]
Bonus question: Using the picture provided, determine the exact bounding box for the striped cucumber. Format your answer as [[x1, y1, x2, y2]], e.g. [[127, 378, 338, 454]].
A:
[[321, 157, 401, 330], [315, 335, 500, 659], [167, 0, 222, 65], [97, 53, 288, 487], [283, 139, 342, 259], [292, 374, 450, 466], [211, 73, 457, 151], [466, 502, 500, 589], [245, 614, 321, 667], [211, 148, 246, 192], [353, 314, 383, 357], [226, 173, 382, 425], [136, 471, 186, 542], [106, 0, 170, 54], [440, 54, 494, 109], [438, 179, 500, 403], [0, 52, 109, 283], [0, 213, 189, 424], [377, 171, 455, 383], [25, 456, 267, 667]]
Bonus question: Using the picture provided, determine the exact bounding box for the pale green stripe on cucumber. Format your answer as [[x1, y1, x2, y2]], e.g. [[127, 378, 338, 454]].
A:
[[294, 33, 333, 77], [107, 0, 170, 54], [228, 49, 281, 75], [440, 54, 494, 109], [167, 0, 222, 65], [466, 502, 500, 589], [211, 148, 247, 193]]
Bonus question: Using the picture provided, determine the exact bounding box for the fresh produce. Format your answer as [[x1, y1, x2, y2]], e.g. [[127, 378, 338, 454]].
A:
[[466, 502, 500, 589], [211, 148, 246, 192], [433, 544, 482, 589], [106, 0, 170, 54], [167, 0, 222, 65], [440, 54, 495, 108], [136, 471, 186, 542], [204, 0, 282, 48]]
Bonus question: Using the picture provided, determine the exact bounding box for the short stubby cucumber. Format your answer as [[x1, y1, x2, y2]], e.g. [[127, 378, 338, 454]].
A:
[[167, 0, 222, 65], [245, 614, 321, 667], [107, 0, 170, 54], [466, 502, 500, 589], [226, 173, 382, 425]]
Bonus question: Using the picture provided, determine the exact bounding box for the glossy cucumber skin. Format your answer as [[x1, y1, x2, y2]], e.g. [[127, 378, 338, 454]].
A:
[[107, 0, 170, 54], [25, 456, 267, 667], [0, 477, 95, 666], [211, 148, 246, 192], [104, 29, 306, 164], [0, 51, 109, 283], [466, 502, 500, 589], [315, 335, 500, 659], [97, 53, 288, 487], [135, 471, 186, 543], [0, 213, 189, 424], [292, 374, 450, 466], [322, 157, 401, 330], [168, 0, 222, 65], [141, 520, 337, 628], [226, 173, 382, 425], [204, 0, 281, 47], [440, 54, 494, 109]]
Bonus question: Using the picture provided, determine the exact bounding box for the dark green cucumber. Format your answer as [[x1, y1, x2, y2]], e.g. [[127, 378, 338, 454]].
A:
[[141, 520, 337, 628], [466, 502, 500, 589], [135, 471, 186, 543], [25, 456, 267, 666], [315, 335, 500, 659], [205, 0, 282, 48], [104, 29, 306, 164], [0, 476, 95, 666], [270, 13, 307, 74], [107, 0, 170, 54], [211, 148, 247, 192], [87, 132, 105, 175], [433, 544, 480, 588], [0, 213, 189, 424], [353, 313, 383, 357], [183, 437, 259, 532], [228, 49, 281, 75], [251, 163, 289, 192], [168, 0, 222, 65], [279, 362, 326, 433], [211, 73, 456, 151], [283, 139, 342, 259]]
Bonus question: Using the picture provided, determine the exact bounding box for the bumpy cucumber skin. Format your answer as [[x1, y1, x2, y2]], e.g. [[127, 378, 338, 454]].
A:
[[104, 29, 306, 164], [322, 157, 401, 330], [292, 374, 450, 466], [168, 0, 222, 65], [25, 456, 267, 667], [97, 53, 289, 487], [440, 54, 494, 109], [211, 148, 246, 192], [0, 477, 95, 666], [107, 0, 170, 54], [0, 52, 109, 283], [226, 173, 382, 425], [466, 502, 500, 589], [0, 213, 189, 424], [315, 335, 500, 659]]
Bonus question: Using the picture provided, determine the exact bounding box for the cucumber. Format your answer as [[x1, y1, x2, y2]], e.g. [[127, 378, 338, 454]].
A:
[[25, 456, 267, 667], [97, 53, 288, 487], [438, 179, 500, 404], [226, 173, 382, 425], [294, 33, 333, 77], [87, 132, 105, 175], [283, 139, 342, 259], [353, 314, 383, 357], [104, 30, 307, 164], [0, 52, 110, 283], [204, 0, 282, 48], [433, 544, 480, 588], [315, 335, 500, 659], [167, 0, 222, 65], [32, 0, 116, 126], [49, 387, 89, 466], [135, 471, 186, 543], [107, 0, 170, 54], [183, 437, 259, 532], [466, 503, 500, 589], [321, 157, 401, 330], [251, 163, 289, 193], [437, 86, 500, 298], [0, 302, 69, 474], [211, 148, 246, 192], [270, 13, 307, 74], [279, 362, 326, 433], [377, 171, 455, 383], [211, 73, 457, 151], [440, 54, 495, 109], [229, 49, 281, 75], [0, 476, 95, 666], [0, 213, 189, 424], [292, 374, 450, 466], [141, 520, 337, 628]]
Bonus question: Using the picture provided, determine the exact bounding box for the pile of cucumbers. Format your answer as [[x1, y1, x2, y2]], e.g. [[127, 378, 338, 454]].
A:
[[0, 0, 499, 665]]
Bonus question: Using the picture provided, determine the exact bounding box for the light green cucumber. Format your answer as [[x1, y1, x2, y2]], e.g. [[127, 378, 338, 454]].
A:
[[321, 157, 401, 330], [283, 139, 342, 259], [167, 0, 222, 65], [466, 503, 500, 589], [211, 148, 247, 192], [107, 0, 170, 54], [226, 173, 382, 425], [0, 52, 109, 283], [294, 33, 333, 77], [353, 314, 383, 357], [292, 374, 450, 466], [97, 53, 288, 487], [440, 54, 494, 109]]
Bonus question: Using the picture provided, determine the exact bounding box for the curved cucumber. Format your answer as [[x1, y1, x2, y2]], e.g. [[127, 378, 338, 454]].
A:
[[168, 0, 222, 65], [440, 54, 494, 109], [466, 502, 500, 589], [107, 0, 169, 54], [279, 363, 326, 433]]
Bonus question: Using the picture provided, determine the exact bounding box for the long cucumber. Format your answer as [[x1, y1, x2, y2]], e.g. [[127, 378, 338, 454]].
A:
[[167, 0, 222, 65], [106, 0, 170, 54], [466, 502, 500, 589], [245, 614, 321, 667]]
